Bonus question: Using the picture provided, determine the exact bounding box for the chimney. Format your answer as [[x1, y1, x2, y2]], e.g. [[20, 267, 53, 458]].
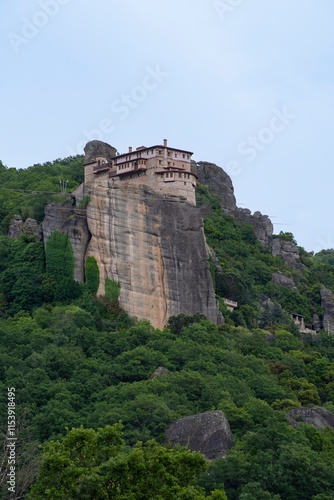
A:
[[163, 139, 167, 147], [129, 147, 133, 153]]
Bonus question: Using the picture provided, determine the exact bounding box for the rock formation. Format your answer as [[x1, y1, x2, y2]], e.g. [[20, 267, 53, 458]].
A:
[[165, 410, 234, 460], [42, 202, 90, 282], [272, 272, 298, 290], [191, 161, 236, 211], [271, 237, 302, 268], [233, 208, 273, 247], [85, 182, 223, 329], [313, 314, 322, 332], [42, 141, 223, 329], [320, 288, 334, 333], [288, 407, 334, 430], [84, 140, 117, 164], [148, 367, 171, 380], [8, 215, 42, 241], [191, 162, 273, 247]]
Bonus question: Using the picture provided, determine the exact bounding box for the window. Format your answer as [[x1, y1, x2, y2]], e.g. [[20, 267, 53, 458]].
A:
[[159, 160, 162, 164], [182, 154, 185, 158], [187, 155, 190, 159], [178, 173, 182, 178]]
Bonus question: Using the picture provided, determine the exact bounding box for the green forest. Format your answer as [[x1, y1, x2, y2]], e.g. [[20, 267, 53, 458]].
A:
[[1, 156, 334, 499]]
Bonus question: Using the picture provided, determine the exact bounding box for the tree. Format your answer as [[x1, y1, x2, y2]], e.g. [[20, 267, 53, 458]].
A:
[[85, 256, 100, 295], [166, 313, 207, 334], [27, 424, 226, 499], [45, 231, 75, 280]]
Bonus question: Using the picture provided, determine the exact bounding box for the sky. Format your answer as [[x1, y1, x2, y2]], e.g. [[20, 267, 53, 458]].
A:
[[1, 0, 334, 253]]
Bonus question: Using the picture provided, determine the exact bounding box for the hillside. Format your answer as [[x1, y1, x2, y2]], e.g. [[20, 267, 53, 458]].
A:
[[1, 154, 334, 499]]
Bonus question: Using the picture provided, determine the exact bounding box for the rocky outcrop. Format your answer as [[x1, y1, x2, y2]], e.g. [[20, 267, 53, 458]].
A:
[[271, 238, 302, 268], [288, 407, 334, 430], [191, 161, 236, 211], [165, 411, 233, 460], [85, 183, 223, 329], [42, 202, 91, 282], [8, 215, 42, 241], [272, 272, 298, 290], [233, 208, 273, 247], [313, 314, 322, 332], [84, 140, 117, 163], [190, 162, 274, 247], [148, 367, 171, 380], [320, 288, 334, 333]]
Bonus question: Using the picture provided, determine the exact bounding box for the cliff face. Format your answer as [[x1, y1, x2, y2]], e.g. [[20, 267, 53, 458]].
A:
[[86, 182, 223, 329], [320, 288, 334, 333], [191, 161, 237, 211], [42, 203, 91, 282]]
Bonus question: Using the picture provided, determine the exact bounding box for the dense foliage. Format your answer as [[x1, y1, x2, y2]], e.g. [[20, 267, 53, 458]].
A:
[[46, 231, 75, 280], [196, 184, 331, 327], [0, 156, 83, 234], [1, 307, 334, 498], [84, 256, 100, 295], [27, 424, 226, 500], [1, 159, 334, 498]]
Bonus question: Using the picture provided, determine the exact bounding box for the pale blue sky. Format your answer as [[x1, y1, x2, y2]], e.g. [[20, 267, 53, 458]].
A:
[[1, 0, 334, 252]]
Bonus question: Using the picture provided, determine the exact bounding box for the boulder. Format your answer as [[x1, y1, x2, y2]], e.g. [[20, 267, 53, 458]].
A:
[[148, 367, 171, 380], [165, 410, 233, 460], [272, 272, 298, 290], [288, 407, 334, 430]]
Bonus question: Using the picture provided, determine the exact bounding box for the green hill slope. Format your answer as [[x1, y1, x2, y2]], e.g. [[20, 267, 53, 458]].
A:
[[1, 157, 334, 499]]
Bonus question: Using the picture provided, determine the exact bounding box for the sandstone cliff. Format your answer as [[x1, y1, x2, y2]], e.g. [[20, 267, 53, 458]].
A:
[[85, 182, 223, 329]]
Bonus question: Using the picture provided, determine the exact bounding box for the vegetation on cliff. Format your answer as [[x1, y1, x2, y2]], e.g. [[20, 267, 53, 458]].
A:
[[0, 156, 83, 234], [1, 157, 334, 498]]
